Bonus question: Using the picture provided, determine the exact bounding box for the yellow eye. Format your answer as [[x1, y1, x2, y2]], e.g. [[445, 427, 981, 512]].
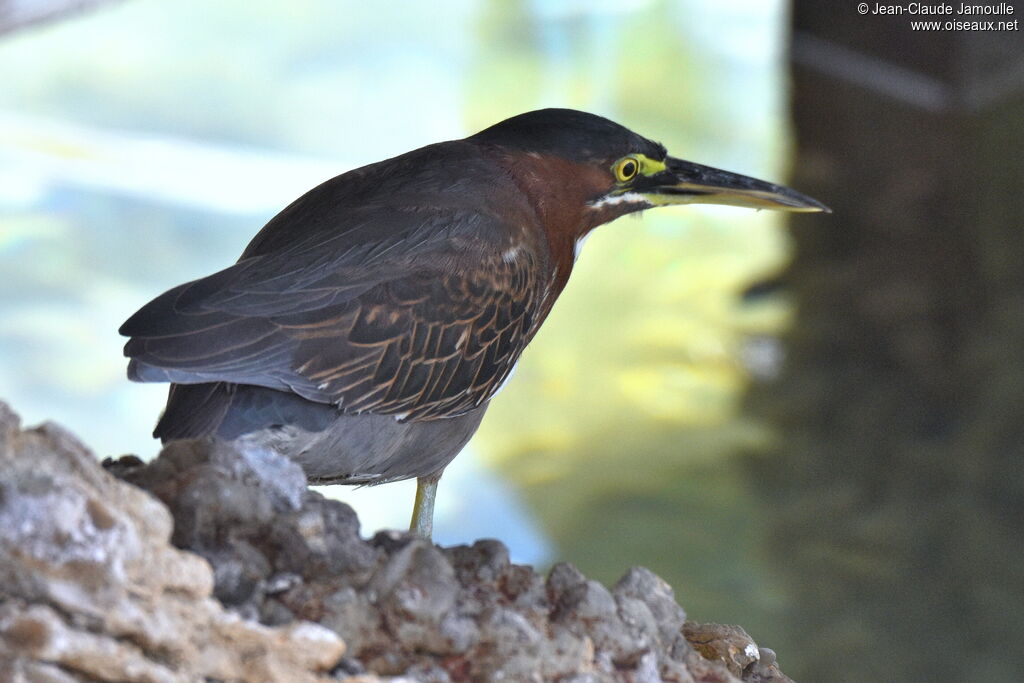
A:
[[613, 156, 640, 182]]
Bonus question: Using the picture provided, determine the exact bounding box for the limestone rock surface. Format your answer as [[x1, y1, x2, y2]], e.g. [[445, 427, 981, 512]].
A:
[[0, 401, 792, 682], [0, 402, 346, 682]]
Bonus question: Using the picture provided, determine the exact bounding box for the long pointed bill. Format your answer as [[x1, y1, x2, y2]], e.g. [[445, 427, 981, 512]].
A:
[[647, 157, 831, 213]]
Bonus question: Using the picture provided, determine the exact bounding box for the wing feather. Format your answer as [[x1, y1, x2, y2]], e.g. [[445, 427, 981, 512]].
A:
[[122, 211, 547, 421]]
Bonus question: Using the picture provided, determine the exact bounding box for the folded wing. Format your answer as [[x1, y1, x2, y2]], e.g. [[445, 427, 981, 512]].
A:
[[121, 210, 544, 421]]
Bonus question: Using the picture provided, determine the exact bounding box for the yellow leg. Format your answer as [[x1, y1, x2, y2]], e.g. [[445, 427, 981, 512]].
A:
[[409, 472, 441, 539]]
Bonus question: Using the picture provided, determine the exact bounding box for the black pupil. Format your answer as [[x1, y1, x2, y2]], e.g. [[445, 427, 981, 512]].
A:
[[622, 160, 637, 178]]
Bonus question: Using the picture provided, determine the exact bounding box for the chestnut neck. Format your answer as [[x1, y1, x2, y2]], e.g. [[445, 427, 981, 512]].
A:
[[492, 150, 635, 270]]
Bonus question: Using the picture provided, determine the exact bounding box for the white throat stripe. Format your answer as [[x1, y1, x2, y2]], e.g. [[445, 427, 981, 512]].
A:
[[588, 192, 651, 209]]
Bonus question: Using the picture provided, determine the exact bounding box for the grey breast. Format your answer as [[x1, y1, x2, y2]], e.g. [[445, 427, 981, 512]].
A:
[[220, 384, 488, 485]]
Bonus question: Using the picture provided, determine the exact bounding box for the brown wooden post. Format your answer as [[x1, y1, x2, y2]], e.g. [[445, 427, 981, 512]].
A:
[[747, 3, 1024, 679]]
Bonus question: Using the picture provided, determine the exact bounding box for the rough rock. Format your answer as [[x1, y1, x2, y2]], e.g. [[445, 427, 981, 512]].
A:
[[0, 402, 346, 682], [0, 401, 793, 682]]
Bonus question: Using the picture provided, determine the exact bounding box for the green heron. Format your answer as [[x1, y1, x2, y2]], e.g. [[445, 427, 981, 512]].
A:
[[120, 108, 828, 538]]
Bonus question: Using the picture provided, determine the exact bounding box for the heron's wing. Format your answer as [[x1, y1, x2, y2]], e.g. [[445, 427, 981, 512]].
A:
[[120, 210, 545, 421]]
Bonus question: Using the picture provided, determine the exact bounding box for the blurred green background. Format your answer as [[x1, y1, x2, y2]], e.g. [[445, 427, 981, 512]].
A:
[[3, 1, 1021, 681]]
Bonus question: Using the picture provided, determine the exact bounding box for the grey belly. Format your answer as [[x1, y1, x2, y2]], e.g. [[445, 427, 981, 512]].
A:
[[212, 384, 487, 485]]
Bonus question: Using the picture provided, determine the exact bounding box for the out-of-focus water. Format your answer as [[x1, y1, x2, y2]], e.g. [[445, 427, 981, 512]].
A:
[[0, 0, 790, 625]]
